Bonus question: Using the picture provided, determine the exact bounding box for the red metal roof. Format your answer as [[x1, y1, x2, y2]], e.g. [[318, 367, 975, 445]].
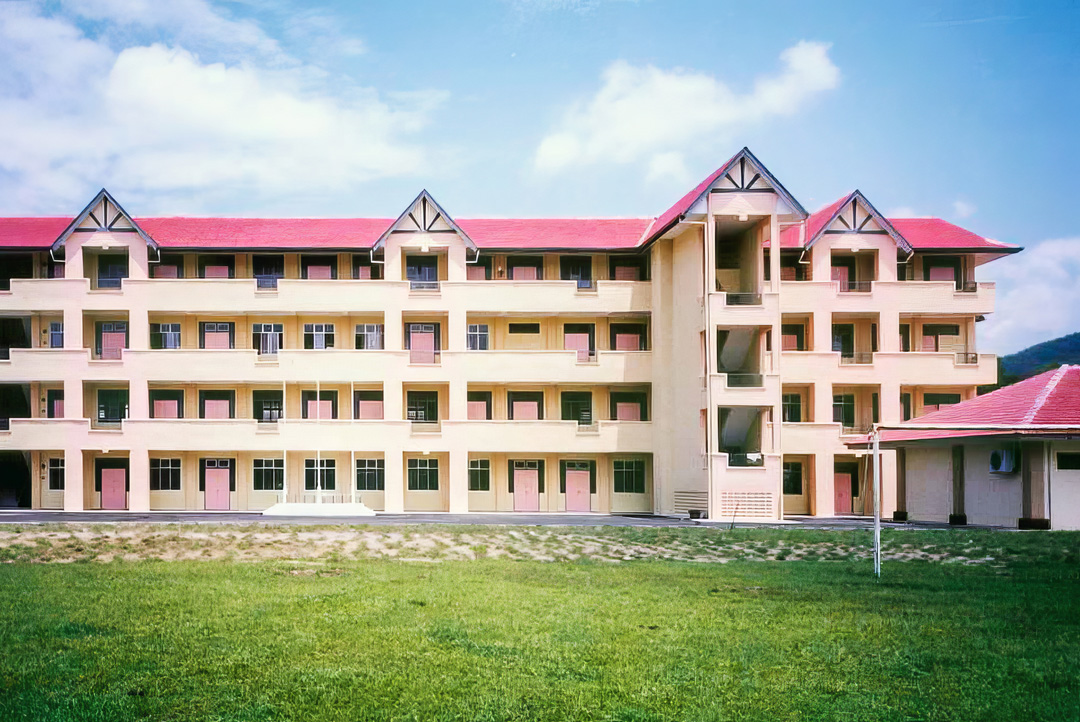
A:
[[457, 218, 651, 250], [135, 217, 394, 249], [647, 151, 740, 243], [0, 217, 71, 248]]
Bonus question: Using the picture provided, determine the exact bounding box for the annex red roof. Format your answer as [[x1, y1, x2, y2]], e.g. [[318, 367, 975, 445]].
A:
[[647, 151, 739, 244], [0, 217, 71, 248], [457, 218, 651, 250], [135, 217, 394, 249]]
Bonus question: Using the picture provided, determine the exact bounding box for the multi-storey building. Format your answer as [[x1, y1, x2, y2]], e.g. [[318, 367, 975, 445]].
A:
[[0, 148, 1019, 518]]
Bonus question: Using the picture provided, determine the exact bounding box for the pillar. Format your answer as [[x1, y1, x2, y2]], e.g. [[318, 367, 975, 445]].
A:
[[448, 448, 468, 513], [63, 448, 84, 511], [63, 307, 82, 350], [129, 449, 150, 512], [384, 450, 404, 513], [1020, 441, 1051, 529], [950, 445, 966, 525], [813, 452, 835, 518]]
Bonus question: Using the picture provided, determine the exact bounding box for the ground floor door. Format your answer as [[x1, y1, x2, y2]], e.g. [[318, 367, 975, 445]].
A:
[[782, 460, 810, 515], [205, 468, 231, 510], [834, 463, 858, 514], [513, 467, 539, 512], [101, 468, 127, 510], [565, 468, 591, 512]]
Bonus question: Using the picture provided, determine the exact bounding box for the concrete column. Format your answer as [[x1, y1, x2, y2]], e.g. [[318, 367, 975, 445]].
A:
[[768, 216, 781, 294], [384, 450, 404, 513], [950, 445, 966, 524], [879, 449, 897, 518], [879, 307, 901, 353], [812, 310, 833, 353], [129, 449, 150, 512], [129, 378, 149, 420], [810, 247, 831, 283], [385, 309, 403, 351], [814, 382, 834, 428], [63, 448, 84, 511], [63, 307, 82, 350], [64, 377, 84, 419], [384, 379, 403, 421], [129, 308, 149, 351], [894, 448, 908, 521], [813, 451, 835, 517], [448, 448, 468, 513], [447, 308, 467, 352], [448, 381, 467, 421]]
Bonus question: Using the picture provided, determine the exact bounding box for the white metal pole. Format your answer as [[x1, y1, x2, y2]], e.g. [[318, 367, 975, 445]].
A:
[[872, 428, 881, 578], [350, 449, 356, 506], [316, 379, 321, 504]]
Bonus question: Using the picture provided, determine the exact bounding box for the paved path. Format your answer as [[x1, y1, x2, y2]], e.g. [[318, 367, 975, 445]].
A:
[[0, 509, 976, 529]]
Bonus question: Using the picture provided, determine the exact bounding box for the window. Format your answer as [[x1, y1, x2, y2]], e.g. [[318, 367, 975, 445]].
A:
[[407, 458, 439, 491], [924, 392, 962, 410], [97, 389, 128, 423], [198, 255, 234, 279], [355, 323, 384, 350], [610, 323, 647, 351], [782, 393, 803, 423], [301, 390, 337, 419], [922, 324, 961, 352], [467, 391, 492, 420], [301, 255, 337, 280], [199, 322, 233, 349], [831, 324, 854, 356], [779, 252, 807, 281], [608, 255, 648, 281], [149, 389, 184, 418], [48, 322, 64, 349], [561, 392, 592, 425], [830, 255, 857, 291], [783, 461, 803, 495], [150, 323, 181, 350], [508, 323, 540, 334], [353, 254, 383, 279], [253, 390, 284, 422], [304, 458, 336, 491], [923, 256, 963, 289], [613, 459, 645, 494], [46, 389, 64, 419], [153, 253, 184, 279], [199, 390, 235, 419], [253, 458, 284, 491], [507, 256, 543, 280], [468, 459, 490, 491], [1057, 453, 1080, 471], [252, 323, 283, 356], [48, 457, 64, 490], [467, 324, 489, 351], [610, 392, 647, 421], [356, 459, 385, 491], [900, 324, 911, 352], [405, 323, 440, 363], [832, 394, 855, 428], [508, 391, 544, 420], [901, 393, 912, 421], [406, 391, 439, 422], [253, 254, 284, 289], [354, 390, 384, 420], [150, 458, 181, 491], [405, 255, 439, 289], [96, 253, 128, 289], [560, 256, 592, 289], [96, 321, 128, 359], [303, 323, 335, 349], [781, 324, 806, 351], [872, 392, 880, 424]]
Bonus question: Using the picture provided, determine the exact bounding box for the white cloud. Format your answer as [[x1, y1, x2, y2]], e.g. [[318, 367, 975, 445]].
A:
[[952, 199, 977, 219], [885, 206, 920, 218], [979, 238, 1080, 354], [0, 2, 445, 214], [534, 41, 839, 174]]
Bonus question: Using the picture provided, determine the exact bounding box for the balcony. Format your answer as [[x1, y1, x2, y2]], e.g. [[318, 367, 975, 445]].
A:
[[839, 352, 874, 365], [779, 280, 995, 315], [779, 351, 997, 386]]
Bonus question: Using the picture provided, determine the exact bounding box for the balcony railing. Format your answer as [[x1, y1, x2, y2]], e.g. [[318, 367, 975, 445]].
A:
[[725, 451, 764, 467], [955, 352, 979, 365], [409, 280, 440, 291], [725, 373, 764, 388], [254, 274, 282, 290], [725, 292, 762, 306], [958, 281, 978, 293], [840, 280, 873, 293], [839, 352, 874, 365]]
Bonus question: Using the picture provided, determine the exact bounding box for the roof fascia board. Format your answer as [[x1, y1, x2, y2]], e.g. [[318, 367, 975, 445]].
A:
[[371, 190, 476, 252], [805, 190, 912, 254]]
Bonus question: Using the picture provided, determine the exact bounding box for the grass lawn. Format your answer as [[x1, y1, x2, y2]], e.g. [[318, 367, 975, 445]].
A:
[[0, 528, 1077, 721]]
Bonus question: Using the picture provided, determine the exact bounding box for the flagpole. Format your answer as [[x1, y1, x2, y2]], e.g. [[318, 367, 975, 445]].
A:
[[872, 427, 881, 578]]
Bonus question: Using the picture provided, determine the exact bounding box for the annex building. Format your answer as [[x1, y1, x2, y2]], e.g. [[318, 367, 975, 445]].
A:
[[0, 148, 1020, 518]]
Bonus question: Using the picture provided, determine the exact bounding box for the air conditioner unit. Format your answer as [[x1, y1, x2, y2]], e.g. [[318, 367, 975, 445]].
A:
[[989, 449, 1017, 474]]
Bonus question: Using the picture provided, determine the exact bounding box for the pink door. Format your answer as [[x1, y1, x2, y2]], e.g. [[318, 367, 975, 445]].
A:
[[565, 333, 591, 362], [205, 468, 231, 510], [928, 266, 955, 282], [355, 265, 372, 279], [514, 468, 539, 512], [467, 401, 488, 420], [615, 333, 640, 351], [101, 468, 126, 509], [512, 401, 539, 420], [512, 266, 537, 280], [153, 399, 179, 418], [831, 265, 848, 289], [101, 332, 125, 359], [565, 469, 591, 512], [834, 472, 852, 514], [307, 400, 333, 419], [154, 265, 178, 278], [52, 399, 64, 418], [204, 332, 231, 350], [307, 265, 333, 279], [782, 333, 799, 351], [613, 265, 639, 281], [357, 400, 383, 419], [204, 399, 230, 419], [615, 402, 641, 421], [467, 266, 487, 280], [411, 332, 436, 364], [204, 265, 230, 278]]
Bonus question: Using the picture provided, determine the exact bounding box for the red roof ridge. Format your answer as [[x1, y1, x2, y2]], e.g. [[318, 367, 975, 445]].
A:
[[1023, 365, 1075, 424]]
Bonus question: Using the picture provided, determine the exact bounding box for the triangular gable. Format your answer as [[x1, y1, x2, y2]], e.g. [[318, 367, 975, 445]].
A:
[[804, 190, 911, 254], [371, 190, 476, 252], [644, 147, 808, 244], [50, 188, 157, 253]]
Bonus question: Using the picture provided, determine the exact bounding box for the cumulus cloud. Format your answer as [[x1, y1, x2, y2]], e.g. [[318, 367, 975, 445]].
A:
[[952, 199, 977, 219], [979, 239, 1080, 354], [534, 41, 839, 174], [0, 1, 445, 214], [885, 206, 921, 218]]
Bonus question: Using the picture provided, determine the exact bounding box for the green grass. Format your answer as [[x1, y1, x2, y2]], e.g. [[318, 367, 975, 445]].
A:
[[0, 530, 1077, 721]]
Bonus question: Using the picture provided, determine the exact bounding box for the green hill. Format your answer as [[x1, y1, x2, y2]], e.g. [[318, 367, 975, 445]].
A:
[[1001, 331, 1080, 382]]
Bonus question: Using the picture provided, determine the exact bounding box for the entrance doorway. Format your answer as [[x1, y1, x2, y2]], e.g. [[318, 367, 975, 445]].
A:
[[512, 461, 540, 512], [96, 458, 129, 510], [834, 461, 860, 515]]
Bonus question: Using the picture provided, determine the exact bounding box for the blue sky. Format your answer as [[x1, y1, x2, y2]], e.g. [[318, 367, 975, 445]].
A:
[[0, 0, 1077, 353]]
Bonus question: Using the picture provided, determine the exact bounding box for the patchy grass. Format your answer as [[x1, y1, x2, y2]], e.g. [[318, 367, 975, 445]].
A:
[[0, 528, 1076, 720]]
